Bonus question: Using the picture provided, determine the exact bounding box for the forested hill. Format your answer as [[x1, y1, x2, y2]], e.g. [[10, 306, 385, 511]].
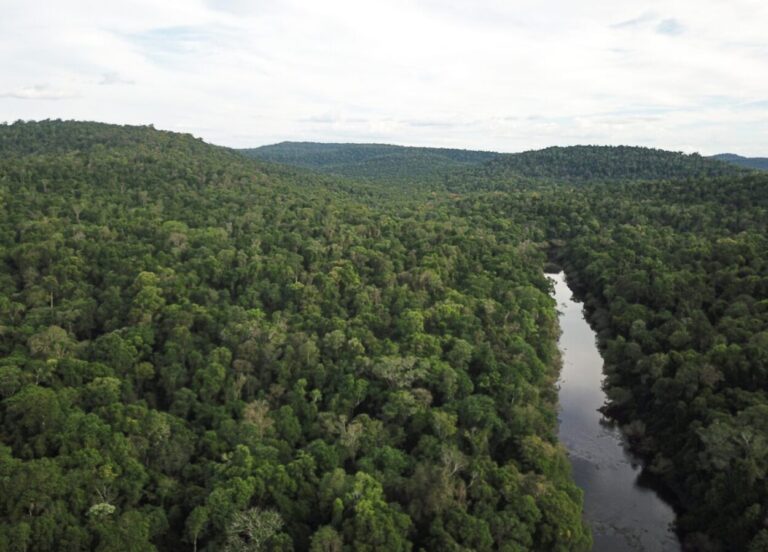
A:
[[240, 141, 498, 181], [442, 145, 745, 190], [0, 119, 230, 158], [243, 142, 745, 189], [711, 153, 768, 171], [0, 120, 386, 200], [0, 120, 591, 551]]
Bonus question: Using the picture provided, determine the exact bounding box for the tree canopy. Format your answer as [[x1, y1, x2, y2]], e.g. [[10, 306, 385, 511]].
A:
[[1, 119, 766, 550]]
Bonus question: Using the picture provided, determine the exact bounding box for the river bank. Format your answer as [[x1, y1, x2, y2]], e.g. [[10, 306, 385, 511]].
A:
[[552, 271, 680, 551]]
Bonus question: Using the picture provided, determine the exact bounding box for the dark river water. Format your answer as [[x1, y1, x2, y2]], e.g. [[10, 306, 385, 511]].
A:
[[551, 272, 681, 551]]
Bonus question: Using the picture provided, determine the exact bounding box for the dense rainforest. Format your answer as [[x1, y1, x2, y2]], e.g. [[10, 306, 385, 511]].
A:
[[1, 120, 767, 551], [0, 121, 589, 551]]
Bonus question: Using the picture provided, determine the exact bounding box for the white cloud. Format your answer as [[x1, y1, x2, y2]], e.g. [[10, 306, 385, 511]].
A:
[[99, 72, 135, 86], [655, 18, 684, 36], [1, 0, 767, 155], [0, 84, 77, 100], [612, 12, 659, 29]]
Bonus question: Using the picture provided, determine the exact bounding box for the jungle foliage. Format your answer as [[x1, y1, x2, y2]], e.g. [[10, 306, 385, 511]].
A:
[[1, 120, 766, 551], [0, 121, 589, 551]]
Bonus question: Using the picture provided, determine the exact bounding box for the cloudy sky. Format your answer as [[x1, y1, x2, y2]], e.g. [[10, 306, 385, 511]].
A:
[[2, 0, 767, 154]]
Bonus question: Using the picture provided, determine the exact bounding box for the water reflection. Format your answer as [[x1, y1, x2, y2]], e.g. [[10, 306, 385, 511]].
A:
[[551, 272, 680, 552]]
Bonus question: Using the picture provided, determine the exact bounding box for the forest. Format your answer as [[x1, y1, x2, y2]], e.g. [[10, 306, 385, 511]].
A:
[[1, 120, 767, 551], [241, 142, 496, 182]]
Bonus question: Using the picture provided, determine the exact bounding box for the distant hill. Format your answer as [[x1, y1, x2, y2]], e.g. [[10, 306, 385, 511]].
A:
[[0, 118, 227, 157], [243, 142, 745, 189], [478, 145, 743, 182], [0, 119, 385, 199], [440, 145, 746, 191], [240, 141, 498, 181], [710, 153, 768, 171]]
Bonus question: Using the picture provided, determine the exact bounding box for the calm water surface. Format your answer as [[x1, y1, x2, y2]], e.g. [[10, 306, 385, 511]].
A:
[[551, 272, 680, 552]]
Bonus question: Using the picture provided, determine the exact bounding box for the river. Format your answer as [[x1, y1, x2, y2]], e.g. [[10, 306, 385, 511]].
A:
[[551, 271, 680, 551]]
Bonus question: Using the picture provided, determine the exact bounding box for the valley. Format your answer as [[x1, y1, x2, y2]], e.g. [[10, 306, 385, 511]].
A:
[[0, 120, 766, 551]]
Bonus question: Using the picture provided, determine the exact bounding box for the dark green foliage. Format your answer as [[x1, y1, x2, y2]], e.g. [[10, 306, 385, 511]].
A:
[[0, 118, 227, 157], [363, 167, 768, 550], [240, 141, 497, 182], [547, 175, 768, 551], [488, 145, 743, 181], [439, 145, 745, 192], [0, 121, 589, 551], [4, 119, 764, 551]]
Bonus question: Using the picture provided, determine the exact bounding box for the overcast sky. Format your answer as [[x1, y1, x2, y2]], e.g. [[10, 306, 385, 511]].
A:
[[2, 0, 767, 154]]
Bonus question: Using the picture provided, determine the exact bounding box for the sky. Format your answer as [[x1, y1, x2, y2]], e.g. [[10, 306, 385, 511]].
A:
[[2, 0, 767, 155]]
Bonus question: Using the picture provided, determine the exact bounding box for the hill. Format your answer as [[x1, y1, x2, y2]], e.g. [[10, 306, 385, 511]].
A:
[[240, 141, 498, 181], [0, 118, 227, 157], [244, 142, 745, 190], [710, 153, 768, 171], [440, 145, 745, 191]]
